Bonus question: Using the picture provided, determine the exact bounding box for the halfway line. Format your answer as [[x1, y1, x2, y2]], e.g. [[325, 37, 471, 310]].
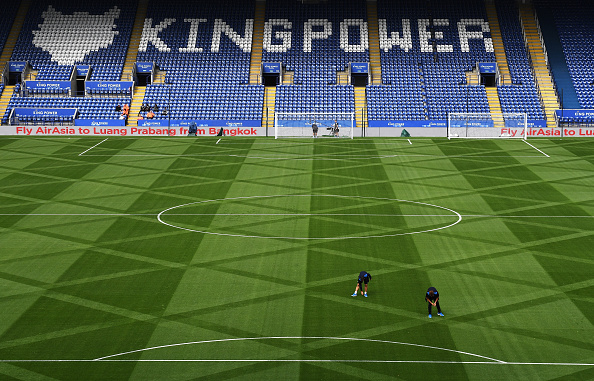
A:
[[0, 213, 592, 218], [0, 360, 592, 366]]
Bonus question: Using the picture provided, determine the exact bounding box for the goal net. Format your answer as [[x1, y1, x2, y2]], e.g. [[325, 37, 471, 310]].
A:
[[447, 112, 527, 139], [275, 112, 355, 139]]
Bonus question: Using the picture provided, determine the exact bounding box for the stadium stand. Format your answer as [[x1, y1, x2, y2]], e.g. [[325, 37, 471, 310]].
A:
[[367, 0, 495, 123], [135, 0, 263, 123], [7, 96, 127, 124], [425, 0, 494, 120], [143, 84, 263, 121], [260, 0, 367, 118], [495, 0, 546, 121], [533, 1, 580, 109], [262, 0, 368, 85], [519, 2, 559, 126], [275, 84, 354, 115], [0, 2, 21, 63], [535, 0, 594, 110], [0, 0, 592, 128], [0, 1, 25, 120], [2, 1, 135, 124], [11, 0, 135, 81], [369, 1, 425, 121]]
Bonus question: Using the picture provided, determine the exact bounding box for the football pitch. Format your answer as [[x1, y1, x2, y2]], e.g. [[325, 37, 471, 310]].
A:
[[0, 136, 593, 380]]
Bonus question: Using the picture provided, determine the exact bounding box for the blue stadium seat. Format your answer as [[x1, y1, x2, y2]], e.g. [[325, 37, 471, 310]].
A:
[[496, 0, 545, 120], [534, 0, 594, 110]]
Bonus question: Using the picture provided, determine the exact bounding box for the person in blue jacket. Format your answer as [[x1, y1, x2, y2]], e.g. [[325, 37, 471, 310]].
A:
[[351, 271, 372, 297], [425, 287, 444, 318]]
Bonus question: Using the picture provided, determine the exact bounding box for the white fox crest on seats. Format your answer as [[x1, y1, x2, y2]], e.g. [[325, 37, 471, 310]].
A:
[[32, 5, 120, 66]]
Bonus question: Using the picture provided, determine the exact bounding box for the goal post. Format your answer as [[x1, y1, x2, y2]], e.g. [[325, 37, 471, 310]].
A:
[[274, 112, 355, 139], [447, 112, 528, 139]]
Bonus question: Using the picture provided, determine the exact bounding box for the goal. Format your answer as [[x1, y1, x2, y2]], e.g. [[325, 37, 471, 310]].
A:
[[447, 112, 527, 139], [274, 112, 355, 139]]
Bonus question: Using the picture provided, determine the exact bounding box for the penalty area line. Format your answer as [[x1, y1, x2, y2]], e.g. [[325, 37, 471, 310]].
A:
[[79, 138, 108, 156]]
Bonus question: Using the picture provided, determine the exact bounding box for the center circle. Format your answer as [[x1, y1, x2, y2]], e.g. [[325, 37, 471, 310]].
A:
[[157, 195, 462, 240]]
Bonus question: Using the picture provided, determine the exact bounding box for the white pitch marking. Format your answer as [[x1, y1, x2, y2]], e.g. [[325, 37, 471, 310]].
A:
[[93, 336, 505, 362], [79, 138, 108, 156], [82, 154, 208, 157], [408, 139, 412, 145], [0, 360, 593, 366], [78, 153, 547, 159], [228, 154, 547, 160], [0, 214, 153, 216], [0, 213, 591, 218], [216, 139, 221, 144], [157, 194, 463, 240], [157, 213, 456, 217], [462, 215, 594, 218], [524, 140, 550, 157]]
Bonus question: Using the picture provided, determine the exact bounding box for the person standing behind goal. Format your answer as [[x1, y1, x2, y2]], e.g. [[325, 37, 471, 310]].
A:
[[332, 120, 339, 137], [312, 122, 318, 138]]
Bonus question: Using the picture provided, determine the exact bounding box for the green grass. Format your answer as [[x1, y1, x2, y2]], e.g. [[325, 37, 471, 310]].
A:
[[0, 136, 593, 380]]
